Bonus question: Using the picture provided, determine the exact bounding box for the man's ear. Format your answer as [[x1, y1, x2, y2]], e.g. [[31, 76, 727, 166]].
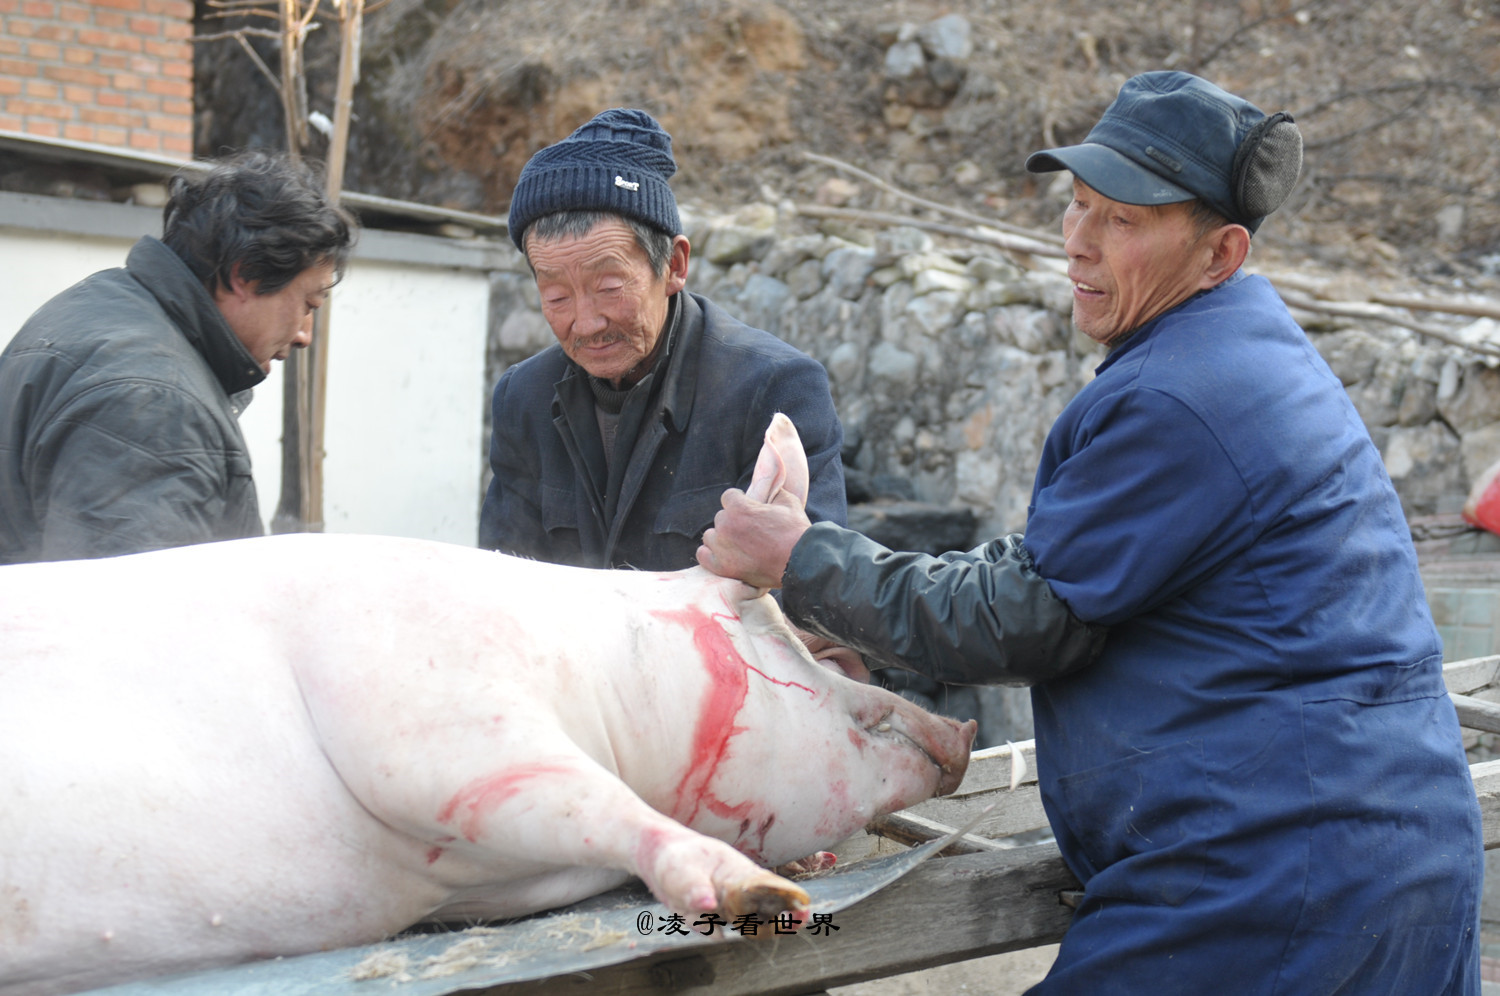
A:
[[1201, 224, 1251, 288], [665, 235, 690, 295], [222, 263, 257, 302]]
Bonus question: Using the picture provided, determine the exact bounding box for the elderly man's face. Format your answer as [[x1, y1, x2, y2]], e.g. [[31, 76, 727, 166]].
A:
[[1062, 178, 1217, 347], [527, 218, 690, 388]]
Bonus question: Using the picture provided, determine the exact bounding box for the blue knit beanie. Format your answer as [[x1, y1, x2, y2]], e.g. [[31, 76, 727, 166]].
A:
[[507, 108, 682, 252]]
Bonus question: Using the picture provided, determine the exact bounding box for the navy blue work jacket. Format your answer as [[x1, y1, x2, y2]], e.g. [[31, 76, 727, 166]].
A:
[[1021, 272, 1482, 993]]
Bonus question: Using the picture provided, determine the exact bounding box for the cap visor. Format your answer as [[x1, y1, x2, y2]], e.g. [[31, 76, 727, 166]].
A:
[[1026, 143, 1195, 207]]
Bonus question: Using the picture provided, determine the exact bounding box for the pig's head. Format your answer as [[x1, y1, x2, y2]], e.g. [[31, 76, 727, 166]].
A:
[[658, 412, 975, 865], [654, 580, 976, 867]]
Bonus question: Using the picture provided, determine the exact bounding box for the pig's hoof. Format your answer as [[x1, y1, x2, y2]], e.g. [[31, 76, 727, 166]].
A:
[[774, 851, 837, 877], [721, 869, 811, 924]]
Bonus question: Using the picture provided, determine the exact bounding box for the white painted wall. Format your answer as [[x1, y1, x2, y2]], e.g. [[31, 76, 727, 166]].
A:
[[0, 201, 495, 546], [238, 261, 490, 544]]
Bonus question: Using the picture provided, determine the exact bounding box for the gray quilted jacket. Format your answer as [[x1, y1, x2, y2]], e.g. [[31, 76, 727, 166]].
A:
[[0, 237, 267, 564]]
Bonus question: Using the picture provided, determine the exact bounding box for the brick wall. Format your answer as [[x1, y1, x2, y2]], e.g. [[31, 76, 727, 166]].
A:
[[0, 0, 194, 157]]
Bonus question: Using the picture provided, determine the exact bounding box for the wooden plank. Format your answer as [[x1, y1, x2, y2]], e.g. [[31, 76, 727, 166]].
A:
[[458, 843, 1080, 996], [1453, 693, 1500, 736], [1443, 655, 1500, 696]]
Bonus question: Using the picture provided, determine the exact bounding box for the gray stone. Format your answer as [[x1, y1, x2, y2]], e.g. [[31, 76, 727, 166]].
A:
[[917, 13, 973, 61], [702, 223, 776, 266], [822, 246, 876, 300], [883, 39, 926, 80], [869, 342, 921, 392], [875, 226, 934, 255], [906, 289, 966, 336]]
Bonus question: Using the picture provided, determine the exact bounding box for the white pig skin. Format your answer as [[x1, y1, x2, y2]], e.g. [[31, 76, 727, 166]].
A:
[[0, 414, 975, 995], [0, 454, 974, 995]]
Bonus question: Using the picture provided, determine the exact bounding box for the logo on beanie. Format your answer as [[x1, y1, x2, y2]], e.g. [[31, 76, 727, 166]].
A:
[[614, 175, 640, 192]]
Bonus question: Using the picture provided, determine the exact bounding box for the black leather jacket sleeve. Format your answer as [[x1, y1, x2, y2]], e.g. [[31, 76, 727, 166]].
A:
[[779, 521, 1107, 686]]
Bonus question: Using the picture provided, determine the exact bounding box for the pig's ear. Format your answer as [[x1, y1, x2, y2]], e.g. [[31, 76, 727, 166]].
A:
[[745, 413, 810, 507]]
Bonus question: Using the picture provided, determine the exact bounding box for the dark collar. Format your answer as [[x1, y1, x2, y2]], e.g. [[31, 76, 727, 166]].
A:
[[125, 236, 266, 395]]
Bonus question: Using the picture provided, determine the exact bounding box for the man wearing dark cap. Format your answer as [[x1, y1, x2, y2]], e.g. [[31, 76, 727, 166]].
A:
[[698, 72, 1481, 992], [480, 107, 846, 574]]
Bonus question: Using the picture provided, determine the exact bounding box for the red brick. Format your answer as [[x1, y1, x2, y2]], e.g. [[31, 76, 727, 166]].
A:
[[142, 0, 192, 18], [147, 112, 188, 134], [96, 52, 128, 69], [24, 119, 61, 137], [160, 133, 190, 156], [92, 0, 143, 10], [0, 58, 39, 76], [43, 65, 110, 86], [63, 47, 94, 64], [160, 18, 190, 40], [0, 0, 19, 13], [0, 37, 21, 55], [92, 10, 125, 28], [160, 58, 188, 79], [143, 39, 187, 60], [111, 71, 141, 90], [127, 129, 161, 150], [14, 98, 69, 119], [142, 76, 189, 98], [78, 105, 140, 126], [76, 29, 139, 52], [129, 55, 158, 76], [57, 3, 88, 22], [35, 22, 73, 41], [128, 15, 159, 35], [160, 97, 189, 115], [27, 41, 62, 60], [62, 121, 95, 141], [0, 77, 20, 96], [0, 113, 23, 130], [96, 90, 126, 107], [61, 83, 93, 102], [128, 93, 159, 111], [23, 79, 57, 98], [20, 1, 54, 16], [7, 19, 37, 36], [93, 123, 125, 144]]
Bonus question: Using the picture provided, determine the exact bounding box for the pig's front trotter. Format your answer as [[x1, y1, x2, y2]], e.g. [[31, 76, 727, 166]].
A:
[[720, 867, 811, 925]]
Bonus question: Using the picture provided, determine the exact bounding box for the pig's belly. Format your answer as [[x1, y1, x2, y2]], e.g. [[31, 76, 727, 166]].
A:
[[0, 616, 443, 994]]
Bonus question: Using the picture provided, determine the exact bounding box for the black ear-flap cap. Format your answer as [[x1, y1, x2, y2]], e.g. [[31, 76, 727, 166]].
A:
[[1231, 110, 1302, 232]]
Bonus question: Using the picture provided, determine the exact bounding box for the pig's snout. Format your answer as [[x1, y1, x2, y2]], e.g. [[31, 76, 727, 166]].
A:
[[936, 717, 977, 795], [871, 706, 976, 796]]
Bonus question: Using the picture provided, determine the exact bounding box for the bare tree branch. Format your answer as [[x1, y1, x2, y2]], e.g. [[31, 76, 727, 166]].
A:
[[192, 26, 280, 40], [801, 151, 1066, 247]]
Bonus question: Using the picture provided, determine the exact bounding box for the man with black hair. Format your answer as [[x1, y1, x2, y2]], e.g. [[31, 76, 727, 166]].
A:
[[481, 108, 846, 574], [0, 151, 356, 564], [699, 72, 1482, 993]]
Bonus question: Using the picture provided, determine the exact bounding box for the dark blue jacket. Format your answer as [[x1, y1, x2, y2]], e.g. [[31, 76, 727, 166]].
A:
[[1021, 272, 1482, 994], [775, 271, 1481, 994], [480, 290, 845, 571]]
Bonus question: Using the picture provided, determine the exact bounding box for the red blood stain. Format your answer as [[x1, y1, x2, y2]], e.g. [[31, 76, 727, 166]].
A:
[[436, 762, 574, 843], [650, 605, 816, 837], [426, 846, 444, 865]]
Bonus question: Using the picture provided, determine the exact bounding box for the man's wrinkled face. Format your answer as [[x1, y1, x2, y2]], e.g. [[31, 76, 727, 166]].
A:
[[1061, 178, 1212, 347], [527, 218, 689, 388], [215, 262, 337, 373]]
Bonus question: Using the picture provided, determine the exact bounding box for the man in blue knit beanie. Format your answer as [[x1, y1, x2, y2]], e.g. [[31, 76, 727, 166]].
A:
[[480, 108, 849, 587]]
